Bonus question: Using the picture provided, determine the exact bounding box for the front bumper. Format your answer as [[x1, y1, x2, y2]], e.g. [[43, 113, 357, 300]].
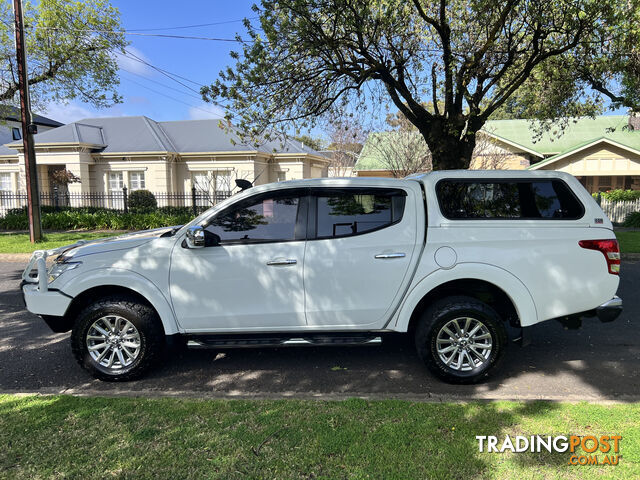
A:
[[595, 295, 623, 323], [21, 283, 72, 317]]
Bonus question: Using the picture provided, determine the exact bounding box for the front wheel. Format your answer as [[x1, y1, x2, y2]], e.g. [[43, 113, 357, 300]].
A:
[[415, 296, 507, 384], [71, 296, 165, 381]]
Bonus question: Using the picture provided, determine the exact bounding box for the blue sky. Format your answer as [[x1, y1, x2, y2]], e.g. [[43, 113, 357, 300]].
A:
[[42, 0, 626, 127], [45, 0, 257, 123]]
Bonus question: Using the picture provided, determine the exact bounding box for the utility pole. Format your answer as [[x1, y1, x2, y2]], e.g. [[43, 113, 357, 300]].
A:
[[13, 0, 42, 242]]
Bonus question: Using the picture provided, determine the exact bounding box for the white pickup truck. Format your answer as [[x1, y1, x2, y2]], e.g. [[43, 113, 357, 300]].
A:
[[21, 170, 622, 383]]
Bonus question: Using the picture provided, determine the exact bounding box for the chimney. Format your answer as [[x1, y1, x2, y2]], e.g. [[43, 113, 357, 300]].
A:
[[629, 113, 640, 131]]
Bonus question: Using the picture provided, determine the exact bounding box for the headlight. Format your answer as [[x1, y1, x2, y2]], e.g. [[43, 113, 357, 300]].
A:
[[48, 261, 82, 283]]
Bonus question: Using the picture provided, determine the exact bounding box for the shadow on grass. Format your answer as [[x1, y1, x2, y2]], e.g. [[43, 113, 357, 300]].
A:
[[0, 395, 595, 480]]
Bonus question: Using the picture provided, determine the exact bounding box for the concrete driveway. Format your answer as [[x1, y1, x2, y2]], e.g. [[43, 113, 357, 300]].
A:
[[1, 259, 638, 401]]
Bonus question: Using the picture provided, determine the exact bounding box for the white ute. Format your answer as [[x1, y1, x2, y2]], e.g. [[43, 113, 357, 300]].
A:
[[21, 170, 623, 383]]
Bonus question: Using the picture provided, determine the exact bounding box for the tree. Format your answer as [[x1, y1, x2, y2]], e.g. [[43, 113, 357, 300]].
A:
[[0, 0, 126, 110], [368, 112, 432, 177], [292, 134, 325, 151], [51, 168, 80, 186], [204, 0, 633, 170], [324, 114, 365, 177], [469, 130, 513, 169]]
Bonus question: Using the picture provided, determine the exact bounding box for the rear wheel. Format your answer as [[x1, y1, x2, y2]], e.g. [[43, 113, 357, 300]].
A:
[[71, 296, 165, 381], [415, 295, 507, 384]]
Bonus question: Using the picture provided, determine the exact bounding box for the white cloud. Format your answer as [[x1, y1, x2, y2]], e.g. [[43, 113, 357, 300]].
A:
[[188, 103, 226, 120], [114, 46, 153, 76], [42, 101, 122, 124]]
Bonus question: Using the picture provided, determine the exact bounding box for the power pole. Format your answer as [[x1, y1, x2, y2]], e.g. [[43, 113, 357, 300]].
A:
[[13, 0, 42, 242]]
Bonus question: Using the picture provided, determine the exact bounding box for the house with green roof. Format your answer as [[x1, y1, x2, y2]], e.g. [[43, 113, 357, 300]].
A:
[[355, 115, 640, 193]]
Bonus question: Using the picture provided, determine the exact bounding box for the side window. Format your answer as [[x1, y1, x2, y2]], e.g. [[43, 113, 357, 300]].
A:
[[315, 189, 406, 239], [204, 192, 302, 245], [436, 179, 584, 220]]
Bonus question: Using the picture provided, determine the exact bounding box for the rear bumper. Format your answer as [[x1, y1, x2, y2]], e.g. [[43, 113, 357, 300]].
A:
[[595, 295, 623, 323]]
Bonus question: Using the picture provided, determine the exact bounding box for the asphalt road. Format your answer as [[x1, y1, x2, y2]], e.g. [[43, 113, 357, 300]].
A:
[[1, 260, 638, 401]]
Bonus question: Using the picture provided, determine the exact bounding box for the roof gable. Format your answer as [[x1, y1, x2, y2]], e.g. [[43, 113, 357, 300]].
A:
[[483, 116, 640, 155]]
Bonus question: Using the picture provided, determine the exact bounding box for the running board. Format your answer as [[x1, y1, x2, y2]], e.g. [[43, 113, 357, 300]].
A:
[[186, 334, 382, 349]]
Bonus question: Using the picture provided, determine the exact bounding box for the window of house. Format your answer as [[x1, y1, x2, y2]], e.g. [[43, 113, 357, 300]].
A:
[[276, 171, 286, 182], [0, 172, 11, 191], [108, 172, 124, 192], [11, 127, 21, 141], [204, 191, 303, 245], [129, 171, 145, 191], [436, 179, 584, 220], [315, 188, 407, 239], [597, 176, 612, 192]]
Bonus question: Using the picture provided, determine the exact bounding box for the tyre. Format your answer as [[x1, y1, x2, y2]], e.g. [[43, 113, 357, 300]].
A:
[[415, 295, 507, 384], [71, 295, 165, 381]]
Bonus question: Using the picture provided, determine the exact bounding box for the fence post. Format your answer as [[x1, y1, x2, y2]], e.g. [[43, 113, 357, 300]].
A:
[[191, 186, 197, 216], [53, 185, 59, 211], [123, 186, 128, 213]]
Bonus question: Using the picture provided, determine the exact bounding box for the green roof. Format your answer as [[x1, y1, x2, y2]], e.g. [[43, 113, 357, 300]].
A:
[[483, 116, 639, 155], [355, 115, 640, 171]]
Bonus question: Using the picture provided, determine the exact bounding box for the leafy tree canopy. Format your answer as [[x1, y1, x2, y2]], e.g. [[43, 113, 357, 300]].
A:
[[204, 0, 639, 170], [0, 0, 127, 111]]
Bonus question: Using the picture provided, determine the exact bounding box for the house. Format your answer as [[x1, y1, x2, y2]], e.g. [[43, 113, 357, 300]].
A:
[[355, 115, 640, 193], [0, 116, 330, 206], [0, 106, 62, 193]]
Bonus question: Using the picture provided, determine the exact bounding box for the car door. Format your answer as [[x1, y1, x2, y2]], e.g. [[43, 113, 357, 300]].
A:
[[169, 188, 308, 332], [303, 186, 419, 328]]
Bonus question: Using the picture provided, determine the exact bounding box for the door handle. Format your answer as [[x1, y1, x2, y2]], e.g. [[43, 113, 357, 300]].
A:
[[374, 253, 406, 259], [266, 259, 297, 266]]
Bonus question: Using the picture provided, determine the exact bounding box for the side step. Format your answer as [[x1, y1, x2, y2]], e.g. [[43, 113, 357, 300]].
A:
[[186, 333, 383, 349]]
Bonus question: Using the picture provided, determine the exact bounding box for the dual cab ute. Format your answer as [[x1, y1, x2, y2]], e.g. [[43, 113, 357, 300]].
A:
[[21, 171, 622, 383]]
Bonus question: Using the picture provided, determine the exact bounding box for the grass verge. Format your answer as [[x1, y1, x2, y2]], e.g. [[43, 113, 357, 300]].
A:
[[0, 395, 638, 479], [0, 232, 121, 254], [617, 231, 640, 254]]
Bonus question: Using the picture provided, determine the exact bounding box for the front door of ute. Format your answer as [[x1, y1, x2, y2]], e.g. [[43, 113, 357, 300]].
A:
[[169, 189, 308, 332]]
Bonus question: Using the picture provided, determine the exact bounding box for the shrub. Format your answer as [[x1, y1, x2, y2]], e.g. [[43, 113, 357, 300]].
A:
[[593, 189, 640, 202], [128, 189, 157, 213], [0, 209, 194, 231], [623, 211, 640, 228]]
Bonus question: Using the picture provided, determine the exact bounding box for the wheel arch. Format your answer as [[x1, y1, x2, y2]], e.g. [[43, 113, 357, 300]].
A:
[[59, 268, 179, 335], [393, 264, 538, 332]]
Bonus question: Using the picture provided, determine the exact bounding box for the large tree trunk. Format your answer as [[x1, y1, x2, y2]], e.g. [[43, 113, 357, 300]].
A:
[[418, 117, 478, 171]]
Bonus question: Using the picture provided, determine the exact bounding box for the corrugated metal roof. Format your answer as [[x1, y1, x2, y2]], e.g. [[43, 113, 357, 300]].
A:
[[6, 116, 323, 156], [0, 105, 63, 127]]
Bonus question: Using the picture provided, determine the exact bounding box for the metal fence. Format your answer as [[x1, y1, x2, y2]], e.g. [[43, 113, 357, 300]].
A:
[[0, 187, 232, 217], [599, 198, 640, 224]]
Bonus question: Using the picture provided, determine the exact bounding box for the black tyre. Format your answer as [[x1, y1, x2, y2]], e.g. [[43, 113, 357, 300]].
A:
[[415, 295, 507, 384], [71, 295, 165, 381]]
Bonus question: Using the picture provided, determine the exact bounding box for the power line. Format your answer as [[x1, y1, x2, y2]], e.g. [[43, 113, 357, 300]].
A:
[[126, 17, 259, 32], [119, 68, 204, 101], [26, 24, 252, 42], [115, 49, 202, 92], [120, 75, 225, 118]]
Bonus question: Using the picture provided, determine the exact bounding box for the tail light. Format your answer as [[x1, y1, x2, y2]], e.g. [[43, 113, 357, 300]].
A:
[[579, 239, 620, 275]]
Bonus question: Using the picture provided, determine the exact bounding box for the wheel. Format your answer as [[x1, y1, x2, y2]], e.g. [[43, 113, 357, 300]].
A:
[[71, 295, 165, 381], [415, 295, 507, 384]]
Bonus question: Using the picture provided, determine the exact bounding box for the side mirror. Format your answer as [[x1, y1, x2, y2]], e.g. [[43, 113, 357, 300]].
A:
[[185, 225, 205, 249]]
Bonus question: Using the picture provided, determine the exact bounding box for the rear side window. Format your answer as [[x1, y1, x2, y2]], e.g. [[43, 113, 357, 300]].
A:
[[315, 188, 406, 239], [436, 179, 584, 220]]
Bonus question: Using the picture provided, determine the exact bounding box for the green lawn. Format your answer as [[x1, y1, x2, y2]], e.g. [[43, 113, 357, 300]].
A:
[[0, 231, 121, 253], [0, 395, 638, 479], [617, 231, 640, 254]]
